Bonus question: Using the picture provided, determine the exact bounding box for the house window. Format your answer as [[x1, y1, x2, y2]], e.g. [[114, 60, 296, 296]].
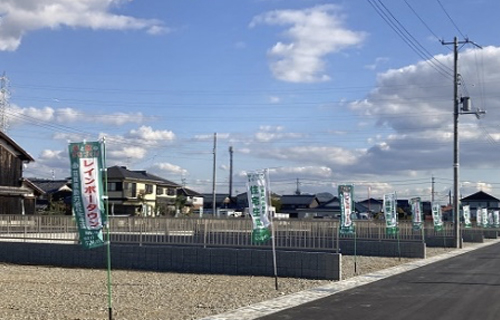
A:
[[145, 184, 154, 194], [108, 182, 123, 191], [130, 183, 137, 197], [156, 187, 164, 195], [166, 187, 176, 196]]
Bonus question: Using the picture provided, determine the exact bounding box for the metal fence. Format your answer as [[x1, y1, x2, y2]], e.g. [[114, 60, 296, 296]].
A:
[[0, 214, 479, 250]]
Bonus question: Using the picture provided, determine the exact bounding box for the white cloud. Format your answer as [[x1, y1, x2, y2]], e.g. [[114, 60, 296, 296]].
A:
[[127, 125, 175, 142], [269, 96, 281, 103], [365, 57, 389, 70], [7, 105, 146, 128], [8, 105, 55, 125], [39, 149, 63, 160], [53, 132, 88, 142], [0, 0, 168, 51], [99, 112, 146, 125], [107, 146, 147, 160], [286, 146, 360, 166], [268, 165, 333, 177], [193, 133, 230, 141], [250, 4, 366, 83], [152, 162, 188, 176], [348, 46, 500, 175], [255, 125, 304, 142], [55, 107, 80, 122], [254, 144, 360, 168], [29, 149, 68, 174]]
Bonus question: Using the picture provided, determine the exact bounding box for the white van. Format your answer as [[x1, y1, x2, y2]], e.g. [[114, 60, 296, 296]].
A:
[[217, 209, 243, 217]]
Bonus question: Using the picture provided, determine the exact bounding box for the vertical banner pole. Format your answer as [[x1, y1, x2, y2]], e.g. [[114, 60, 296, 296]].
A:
[[354, 228, 357, 274], [338, 185, 355, 273], [68, 139, 113, 320], [247, 170, 274, 289], [266, 169, 279, 290], [102, 138, 113, 320]]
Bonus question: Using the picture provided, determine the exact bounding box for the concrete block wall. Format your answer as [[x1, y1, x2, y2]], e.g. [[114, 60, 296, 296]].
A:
[[483, 230, 498, 239], [462, 230, 485, 243], [337, 239, 426, 258], [424, 236, 458, 248], [0, 242, 342, 280]]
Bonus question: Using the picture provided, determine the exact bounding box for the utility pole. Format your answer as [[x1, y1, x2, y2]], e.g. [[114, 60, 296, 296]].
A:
[[431, 176, 435, 203], [212, 133, 217, 217], [442, 37, 485, 249], [0, 73, 9, 133], [295, 178, 301, 195], [368, 186, 371, 212], [228, 146, 233, 199]]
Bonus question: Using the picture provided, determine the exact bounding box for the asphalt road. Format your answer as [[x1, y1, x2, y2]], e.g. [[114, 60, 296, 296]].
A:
[[257, 242, 500, 320]]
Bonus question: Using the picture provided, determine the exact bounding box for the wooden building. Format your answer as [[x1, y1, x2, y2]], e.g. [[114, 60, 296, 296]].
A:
[[0, 131, 41, 214]]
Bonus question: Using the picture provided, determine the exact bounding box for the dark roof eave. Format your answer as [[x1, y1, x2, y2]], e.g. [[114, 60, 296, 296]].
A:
[[0, 131, 35, 162]]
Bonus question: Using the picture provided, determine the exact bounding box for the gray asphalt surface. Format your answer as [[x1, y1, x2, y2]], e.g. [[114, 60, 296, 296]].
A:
[[257, 242, 500, 320]]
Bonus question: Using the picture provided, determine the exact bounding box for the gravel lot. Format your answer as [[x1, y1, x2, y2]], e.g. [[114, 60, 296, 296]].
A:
[[0, 247, 460, 320]]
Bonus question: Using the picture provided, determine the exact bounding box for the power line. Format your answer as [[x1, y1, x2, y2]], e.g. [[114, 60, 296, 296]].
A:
[[367, 0, 453, 79], [404, 0, 442, 42], [436, 0, 466, 39]]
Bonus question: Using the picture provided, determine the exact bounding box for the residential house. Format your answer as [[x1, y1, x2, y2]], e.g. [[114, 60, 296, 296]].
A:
[[461, 191, 500, 219], [29, 178, 72, 214], [0, 131, 42, 214], [313, 197, 372, 219], [202, 193, 232, 214], [235, 192, 249, 210], [177, 187, 204, 216], [357, 198, 383, 214], [106, 166, 180, 216], [315, 192, 335, 205], [311, 196, 341, 218], [233, 192, 281, 214], [280, 194, 320, 218], [396, 199, 411, 219]]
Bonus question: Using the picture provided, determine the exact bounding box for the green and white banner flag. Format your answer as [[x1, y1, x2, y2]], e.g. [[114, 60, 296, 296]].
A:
[[410, 197, 423, 231], [481, 208, 489, 228], [487, 210, 494, 228], [68, 141, 107, 249], [432, 203, 443, 232], [476, 207, 483, 228], [384, 193, 398, 235], [463, 205, 472, 228], [493, 211, 500, 228], [338, 185, 355, 234], [246, 171, 272, 244]]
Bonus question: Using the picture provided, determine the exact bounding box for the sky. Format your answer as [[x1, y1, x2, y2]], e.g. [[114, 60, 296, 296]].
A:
[[1, 0, 500, 202]]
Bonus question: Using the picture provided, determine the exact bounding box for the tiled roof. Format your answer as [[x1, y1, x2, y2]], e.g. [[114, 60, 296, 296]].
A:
[[280, 194, 317, 206], [179, 187, 203, 197], [462, 191, 500, 202], [107, 166, 179, 187], [28, 179, 71, 193]]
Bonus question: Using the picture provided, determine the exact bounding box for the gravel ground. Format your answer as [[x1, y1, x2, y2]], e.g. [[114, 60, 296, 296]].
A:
[[0, 246, 463, 320]]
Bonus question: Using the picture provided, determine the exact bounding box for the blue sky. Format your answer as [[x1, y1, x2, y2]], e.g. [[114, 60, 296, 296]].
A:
[[2, 0, 500, 202]]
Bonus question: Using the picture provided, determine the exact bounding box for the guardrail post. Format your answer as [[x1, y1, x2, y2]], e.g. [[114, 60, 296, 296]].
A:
[[203, 219, 208, 249]]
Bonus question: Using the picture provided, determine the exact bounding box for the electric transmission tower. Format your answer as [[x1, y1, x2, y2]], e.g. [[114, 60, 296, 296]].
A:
[[0, 73, 10, 133]]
